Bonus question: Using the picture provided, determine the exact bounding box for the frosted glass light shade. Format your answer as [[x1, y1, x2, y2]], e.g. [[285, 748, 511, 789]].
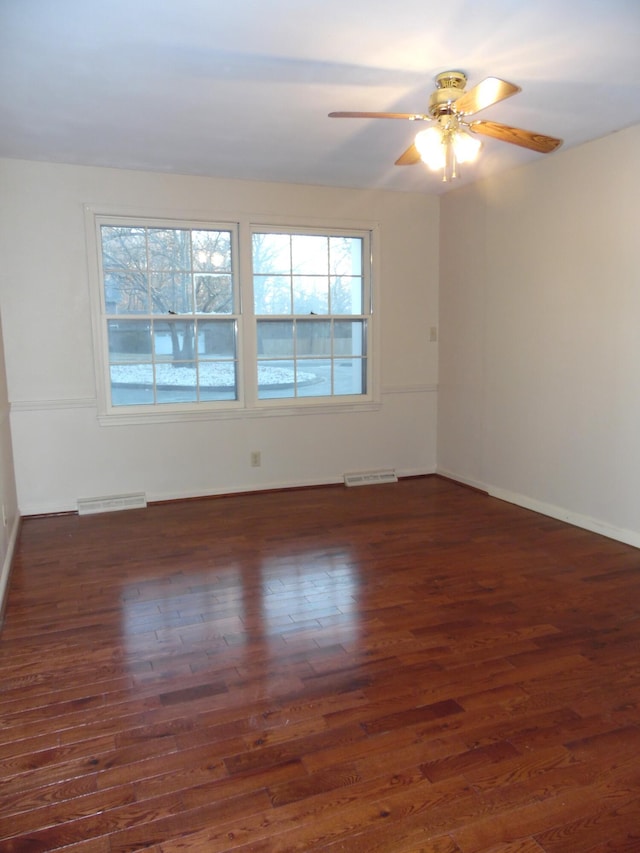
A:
[[414, 127, 446, 170], [453, 131, 481, 163]]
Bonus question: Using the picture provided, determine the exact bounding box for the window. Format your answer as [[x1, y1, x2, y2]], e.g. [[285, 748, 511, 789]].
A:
[[90, 213, 373, 418], [253, 230, 368, 400], [98, 221, 239, 407]]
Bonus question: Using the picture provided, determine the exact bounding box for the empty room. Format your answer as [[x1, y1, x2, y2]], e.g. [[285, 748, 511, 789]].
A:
[[1, 1, 640, 850]]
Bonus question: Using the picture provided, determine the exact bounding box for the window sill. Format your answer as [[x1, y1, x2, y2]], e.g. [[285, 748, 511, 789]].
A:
[[97, 399, 381, 426]]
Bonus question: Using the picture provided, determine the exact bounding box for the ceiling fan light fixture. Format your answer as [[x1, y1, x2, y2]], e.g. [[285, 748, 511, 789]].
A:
[[414, 126, 446, 170], [452, 129, 481, 164], [415, 125, 481, 180]]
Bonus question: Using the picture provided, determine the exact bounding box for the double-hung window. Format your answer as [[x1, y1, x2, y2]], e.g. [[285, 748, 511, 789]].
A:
[[253, 229, 368, 401], [90, 213, 373, 418], [97, 219, 239, 407]]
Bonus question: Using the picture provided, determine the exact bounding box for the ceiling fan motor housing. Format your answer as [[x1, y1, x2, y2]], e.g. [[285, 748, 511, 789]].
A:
[[429, 70, 467, 117]]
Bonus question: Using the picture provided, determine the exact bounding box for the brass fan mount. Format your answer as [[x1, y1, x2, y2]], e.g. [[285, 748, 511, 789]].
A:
[[428, 70, 468, 117]]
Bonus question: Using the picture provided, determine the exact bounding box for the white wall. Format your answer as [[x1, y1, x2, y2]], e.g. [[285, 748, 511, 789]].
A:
[[438, 124, 640, 547], [0, 309, 19, 617], [0, 160, 439, 514]]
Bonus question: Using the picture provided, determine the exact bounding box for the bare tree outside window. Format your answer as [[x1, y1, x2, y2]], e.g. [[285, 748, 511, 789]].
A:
[[100, 224, 238, 404]]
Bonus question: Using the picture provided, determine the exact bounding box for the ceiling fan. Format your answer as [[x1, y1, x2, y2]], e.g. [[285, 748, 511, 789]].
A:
[[329, 71, 563, 182]]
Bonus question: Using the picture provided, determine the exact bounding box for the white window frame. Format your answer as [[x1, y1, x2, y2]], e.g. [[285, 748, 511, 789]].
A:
[[85, 207, 380, 425], [248, 223, 373, 411]]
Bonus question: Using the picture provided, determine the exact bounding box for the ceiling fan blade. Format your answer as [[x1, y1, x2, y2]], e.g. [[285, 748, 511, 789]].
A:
[[395, 144, 422, 166], [454, 77, 520, 116], [329, 111, 429, 121], [470, 120, 563, 153]]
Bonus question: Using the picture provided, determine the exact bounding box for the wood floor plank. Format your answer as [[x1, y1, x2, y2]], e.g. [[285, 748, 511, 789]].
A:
[[2, 476, 640, 850], [473, 841, 546, 853], [533, 791, 640, 852]]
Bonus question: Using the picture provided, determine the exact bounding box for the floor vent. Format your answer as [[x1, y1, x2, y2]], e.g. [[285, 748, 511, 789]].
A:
[[344, 469, 398, 487], [77, 492, 147, 515]]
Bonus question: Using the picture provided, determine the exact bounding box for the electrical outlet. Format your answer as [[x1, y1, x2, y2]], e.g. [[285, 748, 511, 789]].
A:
[[429, 326, 438, 343], [250, 451, 261, 468]]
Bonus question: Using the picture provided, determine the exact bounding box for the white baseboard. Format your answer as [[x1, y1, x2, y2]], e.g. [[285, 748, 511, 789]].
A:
[[19, 468, 439, 516], [438, 466, 640, 550], [488, 485, 640, 550], [436, 467, 488, 493], [0, 515, 21, 627]]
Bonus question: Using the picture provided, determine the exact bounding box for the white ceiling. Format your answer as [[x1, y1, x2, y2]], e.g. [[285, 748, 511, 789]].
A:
[[2, 0, 640, 194]]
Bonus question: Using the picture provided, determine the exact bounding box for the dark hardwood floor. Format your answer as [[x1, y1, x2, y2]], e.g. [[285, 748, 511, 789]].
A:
[[1, 476, 640, 852]]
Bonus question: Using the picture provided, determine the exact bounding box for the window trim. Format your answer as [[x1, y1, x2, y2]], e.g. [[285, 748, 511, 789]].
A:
[[85, 206, 380, 425]]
